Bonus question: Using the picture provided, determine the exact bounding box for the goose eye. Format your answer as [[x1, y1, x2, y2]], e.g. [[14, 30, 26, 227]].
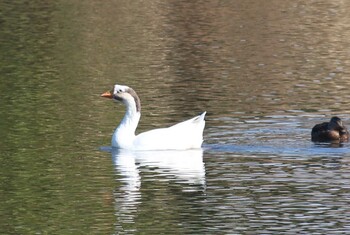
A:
[[117, 89, 123, 93]]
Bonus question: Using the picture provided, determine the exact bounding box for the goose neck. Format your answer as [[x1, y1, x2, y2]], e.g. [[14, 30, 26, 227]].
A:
[[119, 107, 140, 133]]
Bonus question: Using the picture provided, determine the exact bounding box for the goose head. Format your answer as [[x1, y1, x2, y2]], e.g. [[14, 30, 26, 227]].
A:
[[101, 84, 141, 113]]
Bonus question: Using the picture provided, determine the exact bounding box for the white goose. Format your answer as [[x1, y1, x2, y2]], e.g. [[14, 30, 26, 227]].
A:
[[101, 84, 206, 150]]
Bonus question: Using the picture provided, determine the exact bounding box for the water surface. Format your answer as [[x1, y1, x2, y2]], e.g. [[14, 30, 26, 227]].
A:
[[1, 0, 350, 234]]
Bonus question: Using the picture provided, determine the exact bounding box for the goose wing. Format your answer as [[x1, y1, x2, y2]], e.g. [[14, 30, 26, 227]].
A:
[[133, 112, 206, 150]]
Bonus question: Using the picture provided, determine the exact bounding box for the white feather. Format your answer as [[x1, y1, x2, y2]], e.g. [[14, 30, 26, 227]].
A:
[[104, 84, 206, 150]]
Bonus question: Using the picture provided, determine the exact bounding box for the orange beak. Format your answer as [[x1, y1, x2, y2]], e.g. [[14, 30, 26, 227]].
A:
[[101, 90, 113, 99]]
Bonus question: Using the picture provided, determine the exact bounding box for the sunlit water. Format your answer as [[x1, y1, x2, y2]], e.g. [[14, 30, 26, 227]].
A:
[[1, 0, 350, 234]]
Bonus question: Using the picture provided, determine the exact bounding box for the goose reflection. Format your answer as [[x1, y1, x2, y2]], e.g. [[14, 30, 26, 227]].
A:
[[111, 148, 206, 189], [111, 148, 206, 232]]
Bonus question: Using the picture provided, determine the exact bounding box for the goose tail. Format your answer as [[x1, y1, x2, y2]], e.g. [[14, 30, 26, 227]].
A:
[[194, 111, 206, 123]]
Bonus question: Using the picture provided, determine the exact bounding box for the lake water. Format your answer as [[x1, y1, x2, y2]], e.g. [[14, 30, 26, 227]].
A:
[[1, 0, 350, 234]]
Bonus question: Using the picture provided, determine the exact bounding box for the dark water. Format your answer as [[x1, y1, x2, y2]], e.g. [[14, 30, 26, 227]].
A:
[[1, 0, 350, 234]]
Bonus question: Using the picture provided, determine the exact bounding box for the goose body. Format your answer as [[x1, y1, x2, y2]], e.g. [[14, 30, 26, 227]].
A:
[[101, 84, 206, 150], [311, 117, 349, 142]]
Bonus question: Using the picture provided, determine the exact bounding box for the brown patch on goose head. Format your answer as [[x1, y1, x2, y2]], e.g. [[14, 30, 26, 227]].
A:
[[125, 88, 141, 112]]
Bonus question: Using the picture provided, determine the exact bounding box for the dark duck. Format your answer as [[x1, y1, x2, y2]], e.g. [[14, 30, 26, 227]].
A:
[[311, 117, 349, 142]]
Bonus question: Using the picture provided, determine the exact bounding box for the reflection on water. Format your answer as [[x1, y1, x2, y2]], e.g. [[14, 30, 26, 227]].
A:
[[109, 147, 350, 234], [112, 148, 205, 186], [111, 148, 205, 233], [2, 0, 350, 234]]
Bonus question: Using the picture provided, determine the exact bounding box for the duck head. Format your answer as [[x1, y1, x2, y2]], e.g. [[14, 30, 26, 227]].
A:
[[328, 117, 344, 130], [101, 84, 141, 112]]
